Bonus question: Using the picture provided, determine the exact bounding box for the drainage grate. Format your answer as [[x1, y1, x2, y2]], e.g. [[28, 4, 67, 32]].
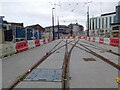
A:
[[83, 58, 96, 61]]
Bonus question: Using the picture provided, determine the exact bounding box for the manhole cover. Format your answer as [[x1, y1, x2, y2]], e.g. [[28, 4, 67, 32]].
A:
[[56, 51, 60, 53], [83, 58, 96, 61]]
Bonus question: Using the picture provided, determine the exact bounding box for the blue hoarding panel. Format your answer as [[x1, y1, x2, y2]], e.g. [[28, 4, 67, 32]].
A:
[[27, 29, 33, 40], [39, 31, 42, 39], [4, 29, 13, 41], [34, 31, 38, 39], [16, 27, 25, 38]]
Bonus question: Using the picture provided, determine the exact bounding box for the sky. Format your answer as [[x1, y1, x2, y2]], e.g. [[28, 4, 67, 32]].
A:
[[0, 0, 120, 30]]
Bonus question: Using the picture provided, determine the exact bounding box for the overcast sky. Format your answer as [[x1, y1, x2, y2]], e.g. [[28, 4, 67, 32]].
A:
[[0, 0, 120, 29]]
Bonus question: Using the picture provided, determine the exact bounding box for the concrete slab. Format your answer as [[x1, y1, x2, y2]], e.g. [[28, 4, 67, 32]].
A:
[[2, 39, 119, 88], [15, 81, 62, 88], [69, 42, 118, 88], [2, 40, 63, 88]]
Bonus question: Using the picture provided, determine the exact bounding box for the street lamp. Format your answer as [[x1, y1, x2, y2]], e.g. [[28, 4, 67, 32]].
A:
[[57, 16, 60, 39], [52, 8, 55, 40], [87, 6, 89, 37]]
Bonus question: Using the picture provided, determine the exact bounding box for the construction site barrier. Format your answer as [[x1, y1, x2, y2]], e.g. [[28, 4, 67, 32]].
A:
[[16, 41, 28, 53], [110, 38, 119, 46], [78, 36, 81, 39], [68, 36, 70, 39], [84, 36, 87, 40], [95, 37, 99, 43], [73, 35, 76, 39], [43, 39, 46, 44], [99, 38, 104, 44], [90, 37, 95, 42], [28, 40, 35, 49], [45, 38, 48, 43], [35, 40, 40, 47], [40, 39, 44, 45], [87, 37, 90, 41], [104, 38, 110, 45], [59, 35, 119, 47]]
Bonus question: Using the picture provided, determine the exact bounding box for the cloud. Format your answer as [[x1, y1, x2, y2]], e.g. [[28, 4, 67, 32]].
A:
[[0, 0, 119, 29]]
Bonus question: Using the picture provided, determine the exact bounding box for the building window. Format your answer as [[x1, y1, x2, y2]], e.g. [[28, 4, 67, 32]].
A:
[[114, 16, 117, 23], [102, 18, 104, 28], [95, 18, 97, 29], [109, 16, 112, 27], [99, 18, 100, 29], [106, 17, 108, 28], [97, 18, 100, 29], [90, 19, 91, 30], [92, 19, 94, 30]]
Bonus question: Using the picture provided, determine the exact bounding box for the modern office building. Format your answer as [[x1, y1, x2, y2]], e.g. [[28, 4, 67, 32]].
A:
[[89, 12, 116, 37], [110, 1, 120, 38], [89, 1, 120, 38]]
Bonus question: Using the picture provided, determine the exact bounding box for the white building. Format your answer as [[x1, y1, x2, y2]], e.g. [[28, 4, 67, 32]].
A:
[[89, 12, 116, 37]]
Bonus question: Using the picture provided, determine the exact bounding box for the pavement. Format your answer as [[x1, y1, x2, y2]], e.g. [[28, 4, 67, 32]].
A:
[[2, 39, 119, 88], [69, 40, 118, 88], [2, 40, 61, 88]]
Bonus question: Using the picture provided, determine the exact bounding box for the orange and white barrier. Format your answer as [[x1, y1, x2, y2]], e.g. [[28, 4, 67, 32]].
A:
[[35, 40, 40, 47], [110, 38, 119, 47], [99, 38, 104, 44], [28, 40, 35, 49], [104, 38, 110, 45], [16, 41, 28, 53], [0, 38, 52, 58], [60, 35, 119, 47], [90, 37, 95, 42]]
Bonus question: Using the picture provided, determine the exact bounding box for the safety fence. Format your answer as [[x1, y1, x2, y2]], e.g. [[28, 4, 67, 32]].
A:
[[60, 35, 119, 47], [0, 38, 52, 58]]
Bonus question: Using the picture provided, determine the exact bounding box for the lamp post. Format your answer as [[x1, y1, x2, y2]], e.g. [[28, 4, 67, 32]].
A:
[[57, 16, 60, 39], [52, 8, 55, 40], [87, 6, 89, 37]]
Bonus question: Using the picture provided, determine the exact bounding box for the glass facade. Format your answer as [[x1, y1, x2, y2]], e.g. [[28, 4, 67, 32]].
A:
[[95, 18, 97, 29], [99, 18, 101, 29], [114, 16, 117, 23], [90, 19, 91, 30], [97, 18, 99, 29], [109, 16, 112, 27], [106, 17, 108, 28], [102, 18, 104, 28]]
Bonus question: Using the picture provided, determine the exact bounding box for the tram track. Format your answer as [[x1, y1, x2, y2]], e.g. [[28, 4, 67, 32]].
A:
[[62, 39, 79, 89], [7, 40, 66, 90], [81, 40, 120, 56], [7, 39, 77, 90], [5, 39, 119, 89], [66, 40, 120, 71]]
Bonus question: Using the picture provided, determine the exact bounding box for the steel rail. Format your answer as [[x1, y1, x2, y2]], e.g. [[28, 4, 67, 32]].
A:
[[66, 40, 120, 71], [7, 40, 66, 90], [81, 40, 120, 56], [77, 42, 120, 71], [48, 40, 63, 53], [62, 39, 79, 89]]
